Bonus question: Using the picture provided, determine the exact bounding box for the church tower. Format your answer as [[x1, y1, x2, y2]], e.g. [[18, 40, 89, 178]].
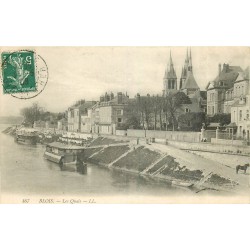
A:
[[163, 51, 177, 95], [180, 47, 199, 96], [180, 48, 192, 89]]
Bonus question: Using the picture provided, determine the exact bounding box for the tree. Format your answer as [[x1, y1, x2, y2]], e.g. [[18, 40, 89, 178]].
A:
[[165, 92, 192, 130], [20, 103, 44, 127], [151, 95, 164, 130], [178, 112, 206, 131], [207, 114, 231, 126], [134, 94, 153, 129]]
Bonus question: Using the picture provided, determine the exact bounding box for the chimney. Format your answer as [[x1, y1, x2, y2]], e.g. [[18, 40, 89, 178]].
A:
[[218, 63, 221, 75], [104, 92, 108, 102], [117, 92, 123, 104], [100, 95, 104, 102], [223, 63, 229, 72]]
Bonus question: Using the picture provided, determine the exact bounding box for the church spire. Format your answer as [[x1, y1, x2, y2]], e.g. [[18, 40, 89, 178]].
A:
[[185, 48, 189, 62], [163, 50, 177, 94], [169, 49, 173, 64], [188, 47, 193, 72], [167, 50, 177, 79]]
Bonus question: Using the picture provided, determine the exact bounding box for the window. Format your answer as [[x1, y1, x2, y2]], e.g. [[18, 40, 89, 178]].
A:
[[172, 80, 175, 89], [239, 110, 242, 121], [117, 109, 123, 115], [185, 108, 190, 113], [210, 93, 215, 102], [246, 110, 249, 120], [117, 118, 122, 123], [168, 80, 171, 89]]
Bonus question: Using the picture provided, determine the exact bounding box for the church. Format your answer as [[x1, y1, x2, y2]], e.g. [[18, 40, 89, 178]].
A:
[[163, 48, 200, 96], [162, 48, 207, 113]]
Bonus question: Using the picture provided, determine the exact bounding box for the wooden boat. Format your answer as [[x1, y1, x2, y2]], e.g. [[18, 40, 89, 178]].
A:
[[15, 128, 38, 145], [172, 180, 194, 188], [44, 142, 87, 174]]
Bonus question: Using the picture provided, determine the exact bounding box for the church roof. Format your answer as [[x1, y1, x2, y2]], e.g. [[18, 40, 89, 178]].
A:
[[244, 66, 249, 80], [165, 69, 177, 79], [182, 71, 199, 90], [164, 51, 177, 79]]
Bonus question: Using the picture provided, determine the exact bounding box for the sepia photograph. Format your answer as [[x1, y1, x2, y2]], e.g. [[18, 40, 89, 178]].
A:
[[0, 46, 250, 204]]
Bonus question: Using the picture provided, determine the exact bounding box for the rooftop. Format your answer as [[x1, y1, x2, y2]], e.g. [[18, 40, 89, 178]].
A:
[[182, 71, 199, 90], [47, 142, 85, 150]]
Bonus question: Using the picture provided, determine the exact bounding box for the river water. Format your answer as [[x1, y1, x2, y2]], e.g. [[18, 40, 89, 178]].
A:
[[0, 124, 193, 201]]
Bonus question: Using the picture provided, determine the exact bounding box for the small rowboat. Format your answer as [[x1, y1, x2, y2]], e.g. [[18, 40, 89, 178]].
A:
[[172, 180, 194, 188]]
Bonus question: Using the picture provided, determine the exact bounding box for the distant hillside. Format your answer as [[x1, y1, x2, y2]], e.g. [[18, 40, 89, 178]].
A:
[[0, 116, 23, 124]]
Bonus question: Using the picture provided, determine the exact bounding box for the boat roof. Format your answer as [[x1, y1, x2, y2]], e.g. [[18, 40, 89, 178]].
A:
[[18, 128, 39, 132], [46, 142, 85, 150]]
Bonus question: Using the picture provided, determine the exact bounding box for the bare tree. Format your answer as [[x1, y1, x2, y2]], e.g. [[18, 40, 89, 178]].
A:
[[163, 92, 191, 131], [20, 103, 44, 127]]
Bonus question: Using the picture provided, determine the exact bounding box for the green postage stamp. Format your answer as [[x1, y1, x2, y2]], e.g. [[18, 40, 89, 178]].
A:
[[1, 51, 36, 94]]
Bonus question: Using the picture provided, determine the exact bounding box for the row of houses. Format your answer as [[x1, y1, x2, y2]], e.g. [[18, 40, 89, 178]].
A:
[[64, 49, 207, 134], [67, 92, 129, 135], [34, 48, 249, 141], [206, 63, 250, 140]]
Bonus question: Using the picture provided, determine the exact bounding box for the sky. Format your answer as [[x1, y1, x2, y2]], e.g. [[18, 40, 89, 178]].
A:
[[1, 46, 250, 116]]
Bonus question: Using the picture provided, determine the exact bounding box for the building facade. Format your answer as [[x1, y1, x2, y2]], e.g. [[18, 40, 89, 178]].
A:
[[206, 63, 250, 140], [231, 95, 250, 140], [206, 64, 249, 116], [91, 92, 129, 135], [67, 101, 96, 132], [230, 67, 250, 140]]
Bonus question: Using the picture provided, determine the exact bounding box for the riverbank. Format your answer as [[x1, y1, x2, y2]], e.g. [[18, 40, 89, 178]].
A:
[[2, 125, 17, 136], [2, 126, 249, 194], [82, 136, 249, 194]]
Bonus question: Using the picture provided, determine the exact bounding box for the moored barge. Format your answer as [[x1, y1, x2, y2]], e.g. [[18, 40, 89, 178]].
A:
[[15, 128, 38, 145], [44, 142, 87, 174]]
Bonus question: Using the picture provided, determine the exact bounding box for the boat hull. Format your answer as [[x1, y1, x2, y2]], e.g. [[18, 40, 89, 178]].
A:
[[44, 151, 87, 174], [15, 136, 37, 145], [172, 180, 194, 188]]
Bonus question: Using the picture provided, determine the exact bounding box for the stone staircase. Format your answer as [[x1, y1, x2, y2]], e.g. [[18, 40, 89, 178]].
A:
[[108, 146, 138, 168], [140, 154, 167, 175], [194, 171, 213, 187], [88, 146, 108, 159]]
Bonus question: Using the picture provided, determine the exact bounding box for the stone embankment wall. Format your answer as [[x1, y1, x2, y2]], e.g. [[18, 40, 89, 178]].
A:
[[168, 141, 250, 156], [83, 136, 239, 191], [126, 129, 201, 143]]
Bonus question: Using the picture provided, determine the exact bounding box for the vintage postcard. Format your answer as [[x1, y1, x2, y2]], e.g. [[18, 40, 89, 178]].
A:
[[0, 46, 249, 204]]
